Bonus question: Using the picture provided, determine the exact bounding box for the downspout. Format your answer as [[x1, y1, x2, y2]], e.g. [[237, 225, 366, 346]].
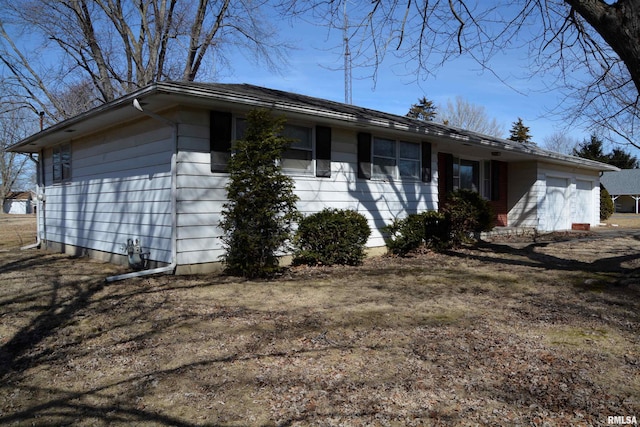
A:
[[106, 99, 178, 282], [21, 153, 43, 250]]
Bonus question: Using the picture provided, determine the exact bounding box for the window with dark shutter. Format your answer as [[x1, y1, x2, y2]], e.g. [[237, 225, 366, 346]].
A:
[[421, 141, 432, 183], [210, 111, 232, 172], [316, 126, 332, 177], [357, 132, 372, 179]]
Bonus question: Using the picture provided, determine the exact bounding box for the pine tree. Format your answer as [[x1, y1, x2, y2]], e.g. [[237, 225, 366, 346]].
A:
[[508, 117, 534, 144], [608, 148, 638, 169], [407, 96, 437, 121], [572, 134, 639, 168], [219, 109, 300, 278], [572, 134, 608, 163]]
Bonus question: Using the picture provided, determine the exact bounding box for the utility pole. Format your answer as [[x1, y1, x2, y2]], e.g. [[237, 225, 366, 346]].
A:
[[343, 0, 352, 105]]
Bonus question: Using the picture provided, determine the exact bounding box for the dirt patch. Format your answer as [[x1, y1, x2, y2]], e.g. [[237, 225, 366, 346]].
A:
[[1, 215, 639, 426]]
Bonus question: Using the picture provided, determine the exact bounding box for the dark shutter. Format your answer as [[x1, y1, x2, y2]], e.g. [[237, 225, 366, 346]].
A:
[[315, 125, 332, 178], [445, 153, 454, 193], [491, 160, 501, 201], [357, 132, 372, 179], [421, 141, 432, 183], [210, 111, 232, 172]]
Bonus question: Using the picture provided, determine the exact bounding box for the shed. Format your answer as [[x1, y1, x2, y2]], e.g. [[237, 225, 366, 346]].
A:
[[2, 191, 34, 215], [8, 82, 617, 275]]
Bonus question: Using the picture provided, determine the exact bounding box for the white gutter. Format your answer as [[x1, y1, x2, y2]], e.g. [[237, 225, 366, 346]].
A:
[[106, 99, 178, 282], [21, 153, 43, 250]]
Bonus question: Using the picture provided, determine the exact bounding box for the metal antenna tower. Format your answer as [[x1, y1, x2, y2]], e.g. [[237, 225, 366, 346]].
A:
[[343, 0, 352, 104]]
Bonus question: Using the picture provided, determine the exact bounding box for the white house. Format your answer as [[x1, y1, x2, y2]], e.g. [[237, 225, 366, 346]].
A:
[[8, 82, 617, 276]]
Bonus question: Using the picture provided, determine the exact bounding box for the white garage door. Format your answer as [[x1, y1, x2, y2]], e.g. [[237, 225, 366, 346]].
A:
[[545, 177, 570, 231], [575, 180, 593, 224]]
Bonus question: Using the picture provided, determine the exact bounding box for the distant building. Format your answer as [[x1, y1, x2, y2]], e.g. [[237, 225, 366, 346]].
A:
[[3, 191, 34, 215], [601, 169, 640, 214]]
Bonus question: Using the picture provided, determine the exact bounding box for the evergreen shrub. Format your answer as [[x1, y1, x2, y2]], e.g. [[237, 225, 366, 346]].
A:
[[219, 109, 300, 278], [440, 189, 495, 246], [600, 185, 614, 220], [383, 211, 449, 256], [293, 208, 371, 266]]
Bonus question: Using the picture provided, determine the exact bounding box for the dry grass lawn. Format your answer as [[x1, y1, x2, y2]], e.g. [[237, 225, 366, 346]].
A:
[[0, 214, 639, 426]]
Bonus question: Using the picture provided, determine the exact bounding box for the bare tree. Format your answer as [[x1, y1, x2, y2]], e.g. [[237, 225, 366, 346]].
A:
[[438, 96, 504, 138], [0, 0, 289, 120], [1, 107, 37, 205], [280, 0, 640, 148], [542, 131, 578, 155]]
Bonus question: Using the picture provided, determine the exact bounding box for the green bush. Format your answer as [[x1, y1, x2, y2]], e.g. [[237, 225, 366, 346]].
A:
[[440, 189, 495, 246], [383, 211, 449, 256], [600, 185, 614, 220], [293, 209, 371, 266]]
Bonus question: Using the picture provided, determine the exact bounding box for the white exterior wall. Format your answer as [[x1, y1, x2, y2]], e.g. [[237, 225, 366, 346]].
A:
[[175, 110, 438, 267], [507, 161, 540, 228], [507, 161, 601, 231], [42, 120, 174, 263], [536, 163, 600, 231]]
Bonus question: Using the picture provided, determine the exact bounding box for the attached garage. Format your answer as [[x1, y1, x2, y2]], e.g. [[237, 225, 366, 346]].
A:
[[575, 179, 594, 224], [544, 177, 570, 231]]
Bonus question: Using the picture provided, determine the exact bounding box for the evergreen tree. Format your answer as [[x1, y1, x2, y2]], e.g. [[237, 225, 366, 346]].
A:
[[572, 134, 608, 163], [608, 148, 638, 169], [571, 134, 638, 168], [508, 118, 534, 144], [407, 96, 437, 121], [219, 109, 300, 278]]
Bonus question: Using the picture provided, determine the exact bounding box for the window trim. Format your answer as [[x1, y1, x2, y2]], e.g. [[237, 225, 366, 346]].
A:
[[52, 143, 71, 183], [281, 123, 314, 176], [450, 156, 495, 199], [371, 136, 421, 181]]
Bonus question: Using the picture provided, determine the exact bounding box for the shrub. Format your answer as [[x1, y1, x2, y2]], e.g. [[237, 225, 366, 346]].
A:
[[383, 211, 449, 256], [600, 185, 614, 220], [219, 109, 300, 278], [293, 209, 371, 266], [440, 189, 495, 246]]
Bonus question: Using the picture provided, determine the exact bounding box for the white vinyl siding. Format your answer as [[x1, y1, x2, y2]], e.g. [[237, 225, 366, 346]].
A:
[[508, 161, 601, 231], [42, 121, 174, 263], [175, 117, 437, 267]]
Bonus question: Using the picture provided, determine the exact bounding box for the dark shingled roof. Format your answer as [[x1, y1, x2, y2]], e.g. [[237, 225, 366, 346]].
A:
[[601, 169, 640, 195]]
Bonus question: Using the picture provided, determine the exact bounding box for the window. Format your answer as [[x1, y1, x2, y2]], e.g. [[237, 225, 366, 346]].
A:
[[483, 160, 491, 199], [372, 137, 421, 180], [452, 157, 479, 192], [233, 119, 314, 175], [52, 143, 71, 183], [281, 125, 313, 174], [212, 112, 331, 177]]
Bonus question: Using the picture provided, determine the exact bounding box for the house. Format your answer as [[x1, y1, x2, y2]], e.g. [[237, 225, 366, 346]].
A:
[[2, 191, 34, 215], [8, 82, 617, 275], [601, 169, 640, 213]]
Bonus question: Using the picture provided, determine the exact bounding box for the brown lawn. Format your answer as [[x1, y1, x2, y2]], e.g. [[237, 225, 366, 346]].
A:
[[0, 213, 639, 426]]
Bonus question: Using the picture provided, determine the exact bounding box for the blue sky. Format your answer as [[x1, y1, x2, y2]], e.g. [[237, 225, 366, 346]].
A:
[[218, 17, 582, 149]]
